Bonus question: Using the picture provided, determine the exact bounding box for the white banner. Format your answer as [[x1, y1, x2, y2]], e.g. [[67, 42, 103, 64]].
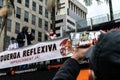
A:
[[0, 37, 74, 69]]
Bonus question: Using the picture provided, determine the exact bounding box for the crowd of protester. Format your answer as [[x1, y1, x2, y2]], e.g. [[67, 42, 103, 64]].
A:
[[7, 26, 56, 50], [6, 26, 58, 71]]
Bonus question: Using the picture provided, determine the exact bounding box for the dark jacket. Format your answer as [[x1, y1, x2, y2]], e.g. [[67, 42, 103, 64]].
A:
[[17, 32, 34, 47], [52, 58, 81, 80], [53, 58, 89, 80], [90, 30, 120, 80]]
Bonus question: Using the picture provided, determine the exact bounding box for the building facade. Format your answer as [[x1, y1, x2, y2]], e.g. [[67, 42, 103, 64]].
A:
[[55, 0, 87, 37], [0, 0, 52, 51]]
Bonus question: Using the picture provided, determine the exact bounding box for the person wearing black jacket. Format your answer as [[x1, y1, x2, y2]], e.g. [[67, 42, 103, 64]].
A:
[[53, 30, 120, 80], [52, 47, 90, 80], [17, 26, 34, 47]]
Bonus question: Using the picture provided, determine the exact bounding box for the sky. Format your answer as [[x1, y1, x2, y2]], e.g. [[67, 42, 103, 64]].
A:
[[78, 0, 120, 18]]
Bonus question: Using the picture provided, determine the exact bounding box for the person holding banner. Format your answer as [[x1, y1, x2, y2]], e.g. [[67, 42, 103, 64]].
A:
[[53, 30, 120, 80], [17, 26, 34, 47], [46, 29, 57, 40]]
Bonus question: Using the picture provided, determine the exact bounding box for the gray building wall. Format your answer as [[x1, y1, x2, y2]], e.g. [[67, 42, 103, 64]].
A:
[[0, 0, 52, 51], [68, 9, 87, 28]]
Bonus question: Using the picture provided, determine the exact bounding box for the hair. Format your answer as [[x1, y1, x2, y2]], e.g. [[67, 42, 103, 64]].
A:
[[11, 37, 15, 40], [51, 29, 56, 33], [49, 29, 56, 36], [22, 26, 28, 33]]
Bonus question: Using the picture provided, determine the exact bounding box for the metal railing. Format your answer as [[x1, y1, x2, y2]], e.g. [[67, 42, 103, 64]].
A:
[[87, 11, 120, 26]]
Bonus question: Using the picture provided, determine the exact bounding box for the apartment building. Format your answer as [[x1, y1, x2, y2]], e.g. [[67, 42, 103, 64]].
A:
[[0, 0, 52, 51], [55, 0, 87, 37]]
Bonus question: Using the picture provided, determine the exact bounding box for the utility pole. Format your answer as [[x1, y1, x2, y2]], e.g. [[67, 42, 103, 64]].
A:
[[109, 0, 114, 21]]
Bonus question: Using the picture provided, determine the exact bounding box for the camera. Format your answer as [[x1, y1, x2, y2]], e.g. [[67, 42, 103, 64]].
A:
[[70, 31, 101, 48]]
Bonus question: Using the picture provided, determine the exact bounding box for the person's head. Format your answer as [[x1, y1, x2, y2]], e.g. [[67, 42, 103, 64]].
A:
[[11, 37, 16, 43], [49, 29, 55, 36], [90, 30, 120, 80], [22, 26, 28, 33]]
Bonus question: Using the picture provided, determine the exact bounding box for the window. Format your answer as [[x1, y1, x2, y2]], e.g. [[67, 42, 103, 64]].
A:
[[8, 2, 13, 8], [32, 1, 36, 11], [7, 19, 12, 32], [45, 21, 48, 31], [55, 26, 60, 30], [38, 32, 42, 41], [17, 0, 21, 3], [25, 0, 29, 8], [0, 0, 3, 8], [68, 1, 70, 8], [45, 9, 48, 18], [24, 11, 29, 22], [56, 33, 60, 37], [67, 19, 75, 26], [31, 29, 35, 38], [32, 14, 36, 25], [38, 18, 42, 28], [51, 13, 53, 20], [16, 7, 21, 19], [55, 19, 63, 23], [67, 26, 74, 30], [15, 22, 20, 34], [39, 5, 42, 15], [45, 35, 48, 41], [71, 3, 73, 10], [6, 36, 10, 49], [0, 17, 2, 28]]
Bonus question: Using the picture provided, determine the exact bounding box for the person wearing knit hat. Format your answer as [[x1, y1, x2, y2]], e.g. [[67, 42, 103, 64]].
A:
[[7, 37, 19, 50]]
